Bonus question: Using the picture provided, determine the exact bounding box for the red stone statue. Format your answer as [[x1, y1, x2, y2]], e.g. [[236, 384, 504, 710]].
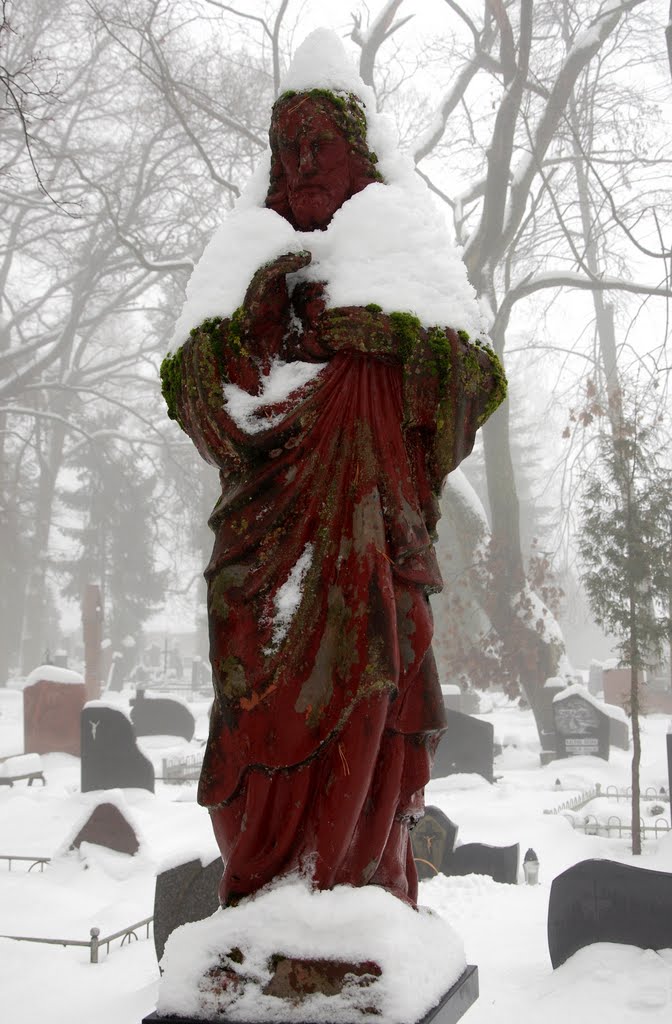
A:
[[161, 90, 506, 909]]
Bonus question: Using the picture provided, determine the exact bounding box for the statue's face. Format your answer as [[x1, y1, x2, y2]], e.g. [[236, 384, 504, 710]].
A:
[[275, 100, 353, 230]]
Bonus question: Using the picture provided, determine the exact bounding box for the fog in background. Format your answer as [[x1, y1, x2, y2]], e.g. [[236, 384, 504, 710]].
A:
[[1, 0, 671, 703]]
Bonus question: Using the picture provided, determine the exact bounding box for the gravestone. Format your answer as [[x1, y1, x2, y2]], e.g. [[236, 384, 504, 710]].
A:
[[548, 858, 672, 968], [538, 676, 566, 764], [153, 856, 223, 962], [667, 730, 672, 806], [446, 843, 519, 885], [81, 704, 154, 793], [411, 806, 459, 880], [552, 685, 610, 761], [431, 709, 494, 783], [70, 802, 140, 855], [130, 690, 195, 742], [23, 666, 86, 757], [411, 806, 518, 885]]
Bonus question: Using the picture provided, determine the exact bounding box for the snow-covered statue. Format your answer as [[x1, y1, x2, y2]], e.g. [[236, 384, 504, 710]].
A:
[[161, 32, 505, 913]]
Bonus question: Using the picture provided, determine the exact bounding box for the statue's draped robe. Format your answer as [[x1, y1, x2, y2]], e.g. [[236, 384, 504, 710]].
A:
[[167, 292, 504, 906]]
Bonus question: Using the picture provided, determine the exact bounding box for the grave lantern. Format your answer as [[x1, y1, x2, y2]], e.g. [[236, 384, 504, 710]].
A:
[[523, 848, 539, 885]]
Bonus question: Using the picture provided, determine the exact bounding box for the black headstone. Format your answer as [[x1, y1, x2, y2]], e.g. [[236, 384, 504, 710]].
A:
[[411, 806, 459, 879], [445, 842, 519, 885], [130, 691, 195, 742], [547, 858, 672, 968], [81, 705, 155, 793], [153, 856, 223, 962], [431, 709, 494, 783], [552, 690, 610, 760]]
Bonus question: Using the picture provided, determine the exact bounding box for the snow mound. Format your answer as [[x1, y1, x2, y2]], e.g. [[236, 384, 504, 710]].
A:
[[158, 879, 466, 1023]]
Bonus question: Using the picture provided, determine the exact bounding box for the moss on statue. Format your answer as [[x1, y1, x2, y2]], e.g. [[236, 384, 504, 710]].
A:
[[477, 348, 507, 425], [160, 348, 185, 430]]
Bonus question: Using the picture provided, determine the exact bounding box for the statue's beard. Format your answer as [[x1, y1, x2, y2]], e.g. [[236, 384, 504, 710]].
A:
[[288, 184, 349, 231]]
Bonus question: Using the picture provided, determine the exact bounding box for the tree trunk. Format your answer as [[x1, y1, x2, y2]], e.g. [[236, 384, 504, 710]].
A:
[[630, 655, 642, 855], [481, 356, 563, 741]]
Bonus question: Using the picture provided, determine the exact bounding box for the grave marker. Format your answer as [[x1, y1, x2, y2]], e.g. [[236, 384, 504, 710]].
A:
[[153, 856, 223, 962], [411, 806, 519, 885], [552, 684, 610, 760], [81, 704, 154, 793], [431, 709, 494, 782], [548, 858, 672, 968], [447, 842, 519, 885], [70, 801, 140, 855], [23, 665, 86, 756], [130, 690, 195, 742], [411, 806, 458, 879]]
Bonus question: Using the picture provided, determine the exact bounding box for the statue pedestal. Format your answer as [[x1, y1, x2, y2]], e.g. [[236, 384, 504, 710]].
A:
[[142, 964, 479, 1024]]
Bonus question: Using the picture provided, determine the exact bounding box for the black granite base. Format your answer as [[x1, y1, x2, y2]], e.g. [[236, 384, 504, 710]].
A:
[[142, 964, 478, 1024]]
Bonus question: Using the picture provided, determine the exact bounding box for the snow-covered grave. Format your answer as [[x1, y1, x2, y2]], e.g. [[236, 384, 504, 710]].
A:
[[1, 682, 671, 1023]]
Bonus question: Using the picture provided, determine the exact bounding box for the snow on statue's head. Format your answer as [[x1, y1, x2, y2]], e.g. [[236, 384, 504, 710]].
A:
[[265, 30, 383, 231]]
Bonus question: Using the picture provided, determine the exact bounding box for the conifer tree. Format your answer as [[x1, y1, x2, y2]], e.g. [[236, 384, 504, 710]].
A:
[[579, 395, 672, 854]]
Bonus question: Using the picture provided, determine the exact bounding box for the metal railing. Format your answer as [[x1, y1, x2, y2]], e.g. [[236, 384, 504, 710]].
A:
[[544, 784, 601, 815], [159, 752, 203, 783], [604, 784, 669, 803], [0, 855, 51, 872], [563, 812, 671, 839], [1, 916, 153, 963]]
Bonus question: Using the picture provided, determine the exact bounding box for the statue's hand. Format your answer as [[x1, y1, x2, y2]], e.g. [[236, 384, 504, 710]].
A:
[[243, 250, 312, 316], [318, 306, 397, 359], [237, 251, 312, 376]]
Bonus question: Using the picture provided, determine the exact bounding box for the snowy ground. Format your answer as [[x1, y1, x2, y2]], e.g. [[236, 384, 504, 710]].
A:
[[1, 685, 671, 1024]]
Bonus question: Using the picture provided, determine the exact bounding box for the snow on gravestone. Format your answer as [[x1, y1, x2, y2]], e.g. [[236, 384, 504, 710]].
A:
[[80, 703, 154, 793], [552, 684, 611, 761], [23, 664, 86, 757]]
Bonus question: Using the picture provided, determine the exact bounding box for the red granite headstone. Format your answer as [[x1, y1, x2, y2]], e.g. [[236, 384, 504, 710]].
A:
[[23, 667, 86, 756], [70, 801, 140, 855]]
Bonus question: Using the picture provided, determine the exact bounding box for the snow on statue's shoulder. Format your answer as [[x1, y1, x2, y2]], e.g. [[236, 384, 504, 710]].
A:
[[168, 26, 488, 354], [169, 208, 299, 352]]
